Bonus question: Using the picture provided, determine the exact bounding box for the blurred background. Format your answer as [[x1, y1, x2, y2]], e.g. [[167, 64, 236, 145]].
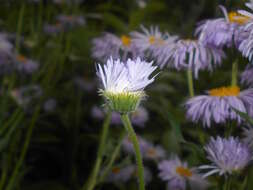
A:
[[0, 0, 250, 190]]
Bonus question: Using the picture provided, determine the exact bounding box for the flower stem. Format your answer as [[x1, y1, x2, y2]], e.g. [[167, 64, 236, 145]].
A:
[[231, 61, 238, 86], [15, 3, 25, 53], [5, 106, 40, 190], [120, 114, 145, 190], [98, 130, 127, 184], [84, 112, 112, 190], [187, 69, 194, 97]]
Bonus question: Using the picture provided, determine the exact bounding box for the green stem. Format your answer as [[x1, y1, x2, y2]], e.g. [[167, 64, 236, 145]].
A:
[[15, 3, 25, 53], [98, 130, 127, 184], [120, 114, 145, 190], [5, 107, 40, 190], [223, 177, 231, 190], [187, 69, 194, 97], [231, 61, 238, 86], [84, 112, 112, 190]]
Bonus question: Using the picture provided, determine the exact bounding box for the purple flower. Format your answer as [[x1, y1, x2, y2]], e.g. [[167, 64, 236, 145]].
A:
[[43, 23, 64, 35], [43, 99, 57, 112], [130, 25, 177, 56], [241, 65, 253, 87], [56, 14, 85, 29], [91, 106, 149, 127], [14, 54, 39, 74], [92, 33, 143, 62], [237, 3, 253, 60], [156, 39, 225, 78], [185, 86, 253, 127], [200, 136, 251, 177], [11, 85, 42, 108], [242, 126, 253, 149], [74, 77, 97, 92], [105, 164, 152, 184], [196, 6, 250, 48], [158, 156, 208, 190], [122, 135, 166, 161]]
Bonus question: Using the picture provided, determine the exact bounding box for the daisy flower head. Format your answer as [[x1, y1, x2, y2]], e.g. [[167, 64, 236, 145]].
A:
[[14, 54, 39, 74], [158, 156, 207, 190], [196, 5, 250, 48], [96, 57, 157, 113], [156, 38, 225, 78], [200, 136, 251, 178], [130, 25, 177, 56], [237, 3, 253, 61], [106, 165, 152, 184], [242, 125, 253, 149], [92, 33, 142, 62], [185, 86, 253, 127], [241, 65, 253, 87], [122, 135, 166, 161], [56, 14, 85, 29], [91, 106, 149, 127]]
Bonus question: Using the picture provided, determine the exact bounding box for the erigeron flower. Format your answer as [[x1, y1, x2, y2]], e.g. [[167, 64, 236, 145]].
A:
[[96, 57, 157, 113], [237, 3, 253, 61], [92, 33, 142, 62], [199, 136, 251, 178], [185, 86, 253, 127], [91, 106, 149, 127], [105, 164, 152, 184], [122, 135, 166, 161], [155, 39, 225, 78], [14, 54, 39, 74], [158, 156, 207, 190], [130, 25, 177, 56], [242, 126, 253, 149], [241, 65, 253, 87], [196, 5, 250, 48]]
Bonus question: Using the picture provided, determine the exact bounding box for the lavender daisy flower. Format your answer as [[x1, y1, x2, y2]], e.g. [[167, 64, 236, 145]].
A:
[[0, 34, 13, 73], [106, 165, 152, 184], [143, 143, 166, 161], [11, 85, 42, 108], [242, 126, 253, 149], [97, 57, 157, 113], [196, 6, 250, 48], [241, 65, 253, 86], [56, 14, 85, 29], [122, 135, 150, 155], [43, 98, 57, 112], [237, 3, 253, 60], [200, 136, 251, 178], [185, 86, 253, 127], [92, 33, 142, 62], [158, 156, 207, 190], [122, 136, 166, 161], [43, 23, 63, 35], [156, 39, 225, 78], [74, 77, 96, 92], [130, 25, 177, 56], [91, 106, 149, 127], [14, 55, 39, 74]]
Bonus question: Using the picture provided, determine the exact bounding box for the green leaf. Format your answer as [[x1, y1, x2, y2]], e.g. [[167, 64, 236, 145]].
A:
[[232, 108, 253, 126]]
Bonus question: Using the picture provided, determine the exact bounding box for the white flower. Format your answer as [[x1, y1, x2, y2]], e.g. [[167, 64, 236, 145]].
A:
[[97, 57, 157, 113]]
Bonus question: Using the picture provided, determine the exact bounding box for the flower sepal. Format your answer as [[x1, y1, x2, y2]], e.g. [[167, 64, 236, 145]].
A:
[[101, 90, 145, 114]]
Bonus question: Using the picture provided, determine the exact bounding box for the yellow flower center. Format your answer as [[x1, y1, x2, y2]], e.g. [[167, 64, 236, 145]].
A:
[[176, 166, 192, 177], [208, 86, 240, 97], [147, 148, 156, 156], [149, 36, 156, 44], [17, 55, 27, 64], [121, 35, 131, 47], [112, 167, 121, 174], [228, 12, 250, 25]]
